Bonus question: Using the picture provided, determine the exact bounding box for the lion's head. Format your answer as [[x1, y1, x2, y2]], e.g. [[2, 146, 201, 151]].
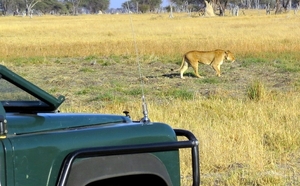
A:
[[225, 50, 235, 63]]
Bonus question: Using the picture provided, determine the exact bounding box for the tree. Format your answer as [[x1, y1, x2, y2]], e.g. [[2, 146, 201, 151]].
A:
[[204, 0, 215, 15], [35, 0, 66, 14], [0, 0, 13, 15], [168, 0, 174, 17], [64, 0, 82, 15], [122, 0, 162, 13], [166, 0, 206, 13], [282, 0, 291, 11], [121, 0, 137, 12], [274, 0, 291, 13], [82, 0, 109, 14], [147, 0, 162, 11], [24, 0, 43, 16], [200, 0, 228, 16], [216, 0, 228, 16], [9, 0, 25, 15]]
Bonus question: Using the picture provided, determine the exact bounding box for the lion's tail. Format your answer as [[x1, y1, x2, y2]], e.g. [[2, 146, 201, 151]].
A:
[[171, 55, 185, 72]]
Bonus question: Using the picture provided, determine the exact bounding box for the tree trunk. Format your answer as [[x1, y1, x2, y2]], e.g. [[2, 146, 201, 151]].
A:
[[283, 0, 291, 12], [169, 2, 174, 18], [204, 0, 215, 16], [275, 0, 281, 14], [217, 0, 228, 16], [24, 0, 41, 17]]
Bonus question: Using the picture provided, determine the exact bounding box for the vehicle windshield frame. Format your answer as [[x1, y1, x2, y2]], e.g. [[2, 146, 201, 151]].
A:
[[0, 65, 65, 113]]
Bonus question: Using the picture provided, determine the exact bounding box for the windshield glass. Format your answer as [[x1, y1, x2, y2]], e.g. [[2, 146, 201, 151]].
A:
[[0, 65, 64, 112], [0, 78, 39, 101]]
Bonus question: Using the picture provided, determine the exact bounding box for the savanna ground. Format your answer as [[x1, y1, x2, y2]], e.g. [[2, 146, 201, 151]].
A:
[[0, 10, 300, 185]]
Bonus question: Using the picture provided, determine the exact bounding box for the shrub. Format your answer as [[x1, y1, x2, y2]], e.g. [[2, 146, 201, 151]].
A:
[[247, 80, 266, 101]]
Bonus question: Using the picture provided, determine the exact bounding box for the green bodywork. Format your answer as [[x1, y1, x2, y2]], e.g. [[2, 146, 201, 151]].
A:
[[0, 65, 182, 186], [3, 119, 180, 186]]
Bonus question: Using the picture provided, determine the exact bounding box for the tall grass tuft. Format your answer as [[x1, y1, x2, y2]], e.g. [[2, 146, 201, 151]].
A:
[[247, 80, 266, 101]]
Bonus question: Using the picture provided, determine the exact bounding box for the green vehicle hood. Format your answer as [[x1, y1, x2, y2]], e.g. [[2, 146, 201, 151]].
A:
[[6, 113, 132, 135]]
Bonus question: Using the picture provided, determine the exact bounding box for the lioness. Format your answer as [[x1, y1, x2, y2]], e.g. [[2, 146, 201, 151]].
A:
[[175, 49, 235, 79]]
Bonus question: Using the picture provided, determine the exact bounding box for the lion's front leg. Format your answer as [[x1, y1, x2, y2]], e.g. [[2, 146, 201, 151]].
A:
[[212, 63, 221, 77]]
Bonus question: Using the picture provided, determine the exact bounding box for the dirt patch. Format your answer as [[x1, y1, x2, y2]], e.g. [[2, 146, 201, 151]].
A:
[[7, 57, 299, 104], [94, 58, 299, 100]]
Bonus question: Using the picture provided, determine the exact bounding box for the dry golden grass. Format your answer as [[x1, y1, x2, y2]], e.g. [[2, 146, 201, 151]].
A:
[[64, 92, 300, 185], [61, 91, 300, 185], [1, 12, 300, 185], [1, 11, 300, 59]]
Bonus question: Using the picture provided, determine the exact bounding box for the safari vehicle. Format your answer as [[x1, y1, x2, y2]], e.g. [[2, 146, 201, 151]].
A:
[[0, 65, 199, 186]]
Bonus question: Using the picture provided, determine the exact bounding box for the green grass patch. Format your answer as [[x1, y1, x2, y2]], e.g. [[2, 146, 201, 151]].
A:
[[163, 89, 194, 100], [240, 57, 269, 67], [89, 92, 128, 104], [295, 79, 300, 89], [79, 67, 95, 73], [10, 57, 49, 66], [273, 60, 300, 73], [196, 77, 221, 84], [97, 58, 116, 66], [53, 58, 62, 64], [123, 88, 145, 96], [109, 54, 122, 63], [90, 92, 115, 102], [75, 88, 91, 95], [84, 55, 98, 61]]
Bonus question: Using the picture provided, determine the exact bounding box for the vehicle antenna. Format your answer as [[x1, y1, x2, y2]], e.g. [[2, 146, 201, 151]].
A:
[[126, 2, 151, 125]]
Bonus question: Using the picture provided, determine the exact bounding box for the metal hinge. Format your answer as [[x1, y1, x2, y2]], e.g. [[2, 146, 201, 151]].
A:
[[0, 115, 7, 139]]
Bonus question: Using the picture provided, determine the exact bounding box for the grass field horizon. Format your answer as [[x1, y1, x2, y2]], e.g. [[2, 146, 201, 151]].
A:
[[1, 12, 300, 185]]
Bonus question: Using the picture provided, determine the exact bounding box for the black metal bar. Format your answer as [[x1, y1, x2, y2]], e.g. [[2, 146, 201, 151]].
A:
[[175, 129, 200, 186], [57, 129, 200, 186]]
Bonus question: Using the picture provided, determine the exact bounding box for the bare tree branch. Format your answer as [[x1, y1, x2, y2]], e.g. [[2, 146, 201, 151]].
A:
[[24, 0, 42, 16]]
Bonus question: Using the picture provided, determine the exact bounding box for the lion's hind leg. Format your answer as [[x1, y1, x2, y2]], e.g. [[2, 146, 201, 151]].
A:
[[190, 61, 203, 78], [179, 61, 189, 79]]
